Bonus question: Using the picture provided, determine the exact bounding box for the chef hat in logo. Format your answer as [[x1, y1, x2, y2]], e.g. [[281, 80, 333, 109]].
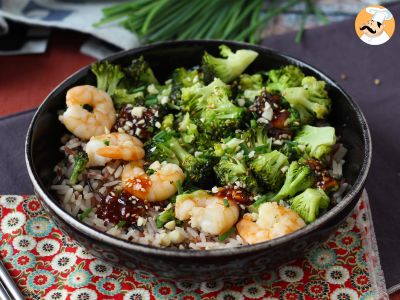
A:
[[366, 7, 393, 24]]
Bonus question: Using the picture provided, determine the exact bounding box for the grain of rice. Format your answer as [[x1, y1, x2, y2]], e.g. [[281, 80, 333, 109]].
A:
[[186, 227, 198, 238], [64, 188, 73, 203], [103, 180, 121, 187], [200, 232, 206, 243], [51, 185, 70, 191], [73, 184, 84, 192], [114, 165, 123, 178], [67, 141, 81, 149]]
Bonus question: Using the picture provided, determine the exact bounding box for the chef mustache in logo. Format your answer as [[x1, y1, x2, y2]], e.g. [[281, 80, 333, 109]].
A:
[[359, 23, 378, 34]]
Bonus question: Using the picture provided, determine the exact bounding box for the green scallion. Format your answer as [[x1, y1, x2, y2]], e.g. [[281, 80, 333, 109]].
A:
[[223, 198, 230, 207], [116, 220, 127, 228], [177, 179, 183, 195], [218, 227, 236, 241], [79, 208, 92, 220]]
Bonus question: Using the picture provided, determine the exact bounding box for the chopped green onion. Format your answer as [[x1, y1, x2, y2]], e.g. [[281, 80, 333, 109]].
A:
[[239, 142, 250, 156], [223, 198, 230, 207], [177, 179, 183, 195], [116, 220, 127, 228], [130, 85, 146, 93], [79, 208, 92, 220], [103, 140, 110, 146], [218, 227, 236, 241], [144, 96, 158, 106], [146, 168, 155, 175], [169, 195, 176, 203]]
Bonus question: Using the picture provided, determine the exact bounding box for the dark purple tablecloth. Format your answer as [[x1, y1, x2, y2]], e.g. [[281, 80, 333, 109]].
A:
[[1, 4, 399, 288]]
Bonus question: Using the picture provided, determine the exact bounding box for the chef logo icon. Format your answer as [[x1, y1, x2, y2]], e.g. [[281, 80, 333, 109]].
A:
[[355, 5, 395, 45]]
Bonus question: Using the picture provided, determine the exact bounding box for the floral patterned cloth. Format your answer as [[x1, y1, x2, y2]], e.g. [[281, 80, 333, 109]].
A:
[[0, 191, 388, 300]]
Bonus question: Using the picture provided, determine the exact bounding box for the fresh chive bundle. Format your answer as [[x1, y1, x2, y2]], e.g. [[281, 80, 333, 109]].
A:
[[95, 0, 327, 44]]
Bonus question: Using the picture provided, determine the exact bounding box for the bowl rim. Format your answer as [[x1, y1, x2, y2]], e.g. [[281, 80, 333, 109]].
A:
[[25, 39, 372, 258]]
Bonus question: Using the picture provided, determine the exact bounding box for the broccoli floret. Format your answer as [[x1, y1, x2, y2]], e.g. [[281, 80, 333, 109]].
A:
[[266, 65, 305, 93], [214, 137, 244, 157], [172, 67, 200, 88], [202, 45, 258, 84], [239, 73, 263, 90], [278, 140, 305, 161], [249, 161, 313, 211], [156, 208, 175, 228], [295, 125, 336, 160], [181, 78, 227, 115], [161, 114, 174, 131], [200, 85, 245, 135], [170, 68, 201, 103], [250, 150, 289, 191], [91, 61, 124, 96], [241, 126, 272, 154], [124, 56, 158, 86], [194, 132, 216, 152], [282, 76, 331, 122], [146, 131, 180, 165], [146, 130, 211, 184], [284, 108, 302, 128], [273, 161, 313, 201], [178, 113, 198, 144], [214, 154, 260, 192], [237, 73, 264, 103], [70, 152, 88, 185], [288, 188, 330, 223], [112, 88, 144, 109], [181, 78, 244, 136]]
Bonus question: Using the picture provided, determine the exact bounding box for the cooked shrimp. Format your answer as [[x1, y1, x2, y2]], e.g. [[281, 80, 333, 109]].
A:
[[85, 133, 145, 167], [175, 190, 239, 235], [236, 202, 305, 244], [122, 161, 185, 202], [59, 85, 116, 140]]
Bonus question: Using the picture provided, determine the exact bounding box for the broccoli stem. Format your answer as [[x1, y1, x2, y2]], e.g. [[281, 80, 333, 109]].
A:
[[166, 137, 191, 163]]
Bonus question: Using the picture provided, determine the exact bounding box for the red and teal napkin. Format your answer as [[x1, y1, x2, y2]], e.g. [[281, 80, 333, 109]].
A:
[[0, 191, 388, 299]]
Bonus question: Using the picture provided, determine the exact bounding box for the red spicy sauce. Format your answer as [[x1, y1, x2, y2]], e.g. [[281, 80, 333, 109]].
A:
[[95, 190, 147, 227], [214, 186, 252, 206], [306, 159, 339, 191]]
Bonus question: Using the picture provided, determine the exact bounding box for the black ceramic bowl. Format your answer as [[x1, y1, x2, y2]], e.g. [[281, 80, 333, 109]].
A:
[[25, 40, 371, 281]]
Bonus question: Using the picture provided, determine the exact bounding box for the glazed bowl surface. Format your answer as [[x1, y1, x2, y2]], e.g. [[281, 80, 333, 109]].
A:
[[25, 40, 371, 281]]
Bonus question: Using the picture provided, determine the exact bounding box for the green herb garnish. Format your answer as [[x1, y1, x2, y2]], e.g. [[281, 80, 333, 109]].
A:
[[218, 227, 236, 241], [146, 168, 155, 175], [79, 208, 92, 220], [223, 198, 230, 207], [116, 220, 127, 228], [103, 140, 110, 146], [177, 179, 183, 195], [70, 152, 88, 185], [144, 96, 158, 106]]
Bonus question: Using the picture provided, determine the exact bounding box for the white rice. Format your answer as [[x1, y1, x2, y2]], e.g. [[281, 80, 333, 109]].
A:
[[51, 134, 348, 249]]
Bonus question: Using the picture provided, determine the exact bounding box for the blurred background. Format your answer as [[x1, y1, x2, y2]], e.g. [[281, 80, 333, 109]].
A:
[[0, 0, 395, 116]]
